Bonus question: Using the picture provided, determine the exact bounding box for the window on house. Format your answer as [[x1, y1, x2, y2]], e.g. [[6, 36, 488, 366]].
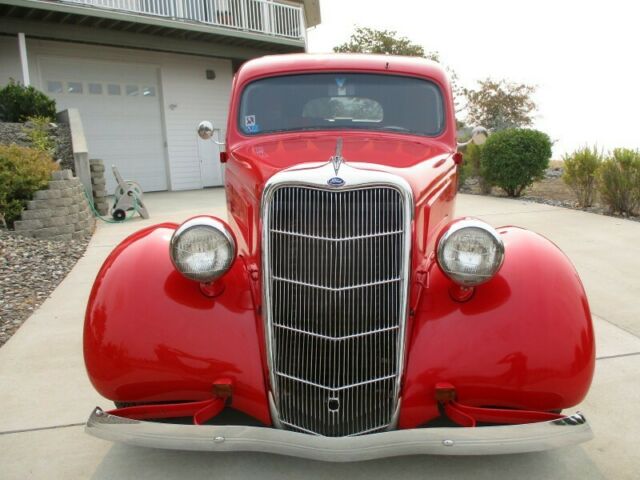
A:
[[107, 84, 121, 96], [89, 83, 103, 95], [47, 81, 63, 94], [142, 86, 156, 97], [67, 82, 83, 94], [126, 85, 139, 96]]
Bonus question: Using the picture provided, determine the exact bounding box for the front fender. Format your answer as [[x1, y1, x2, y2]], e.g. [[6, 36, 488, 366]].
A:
[[83, 223, 271, 425], [399, 226, 595, 428]]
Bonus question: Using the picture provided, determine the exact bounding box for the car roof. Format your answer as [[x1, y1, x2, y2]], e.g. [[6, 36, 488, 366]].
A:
[[236, 53, 451, 89]]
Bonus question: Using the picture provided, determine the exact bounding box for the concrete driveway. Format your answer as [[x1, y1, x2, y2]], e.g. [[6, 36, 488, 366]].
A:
[[1, 191, 638, 479]]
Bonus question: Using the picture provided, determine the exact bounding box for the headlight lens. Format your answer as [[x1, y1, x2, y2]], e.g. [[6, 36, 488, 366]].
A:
[[437, 219, 504, 286], [170, 217, 235, 283]]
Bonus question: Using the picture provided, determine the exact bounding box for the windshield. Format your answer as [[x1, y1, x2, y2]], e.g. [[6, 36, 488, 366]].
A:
[[238, 73, 445, 137]]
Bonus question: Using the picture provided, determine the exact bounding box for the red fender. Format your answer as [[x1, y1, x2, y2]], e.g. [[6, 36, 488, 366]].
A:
[[398, 226, 595, 428], [83, 223, 271, 425]]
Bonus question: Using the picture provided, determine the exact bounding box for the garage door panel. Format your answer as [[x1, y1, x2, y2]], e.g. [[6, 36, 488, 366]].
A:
[[40, 57, 167, 192]]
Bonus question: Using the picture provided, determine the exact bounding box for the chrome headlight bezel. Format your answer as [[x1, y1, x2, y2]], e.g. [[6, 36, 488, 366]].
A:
[[169, 217, 236, 283], [436, 219, 505, 287]]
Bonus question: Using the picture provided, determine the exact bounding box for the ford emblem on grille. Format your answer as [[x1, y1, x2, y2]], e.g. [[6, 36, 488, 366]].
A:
[[327, 177, 345, 187]]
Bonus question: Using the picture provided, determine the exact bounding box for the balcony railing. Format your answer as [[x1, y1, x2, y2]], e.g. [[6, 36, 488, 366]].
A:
[[59, 0, 305, 39]]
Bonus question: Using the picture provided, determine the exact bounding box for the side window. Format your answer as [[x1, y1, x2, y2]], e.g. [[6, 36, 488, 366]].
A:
[[67, 82, 83, 94], [47, 81, 63, 94]]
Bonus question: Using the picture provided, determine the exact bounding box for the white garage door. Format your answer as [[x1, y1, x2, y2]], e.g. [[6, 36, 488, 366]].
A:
[[40, 57, 167, 193]]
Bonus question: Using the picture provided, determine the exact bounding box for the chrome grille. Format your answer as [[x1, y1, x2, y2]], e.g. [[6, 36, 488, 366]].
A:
[[264, 186, 408, 437]]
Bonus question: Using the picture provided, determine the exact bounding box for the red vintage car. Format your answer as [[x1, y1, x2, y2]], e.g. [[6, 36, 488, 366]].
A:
[[84, 54, 594, 460]]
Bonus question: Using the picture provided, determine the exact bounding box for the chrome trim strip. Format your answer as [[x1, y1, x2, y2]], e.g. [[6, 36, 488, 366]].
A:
[[260, 160, 414, 433], [270, 229, 403, 241], [275, 372, 397, 391], [271, 276, 401, 292], [86, 408, 594, 460], [273, 323, 400, 341]]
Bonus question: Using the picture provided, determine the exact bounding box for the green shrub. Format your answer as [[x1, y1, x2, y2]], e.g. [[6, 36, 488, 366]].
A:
[[0, 79, 56, 122], [0, 144, 57, 228], [23, 116, 56, 154], [597, 148, 640, 216], [465, 142, 492, 194], [562, 145, 603, 207], [457, 158, 470, 191], [480, 128, 552, 197]]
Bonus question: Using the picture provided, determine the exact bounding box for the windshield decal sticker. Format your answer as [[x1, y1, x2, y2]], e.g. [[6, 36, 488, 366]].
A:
[[336, 77, 347, 96], [244, 115, 256, 128]]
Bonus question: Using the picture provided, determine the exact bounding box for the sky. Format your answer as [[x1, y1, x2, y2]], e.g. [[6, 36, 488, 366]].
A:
[[307, 0, 640, 158]]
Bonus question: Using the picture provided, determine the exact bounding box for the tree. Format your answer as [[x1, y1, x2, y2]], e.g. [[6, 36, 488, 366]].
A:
[[464, 79, 537, 131], [333, 27, 467, 114], [333, 27, 439, 60]]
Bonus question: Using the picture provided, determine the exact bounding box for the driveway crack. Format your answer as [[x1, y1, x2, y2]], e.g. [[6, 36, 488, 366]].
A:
[[0, 422, 85, 436]]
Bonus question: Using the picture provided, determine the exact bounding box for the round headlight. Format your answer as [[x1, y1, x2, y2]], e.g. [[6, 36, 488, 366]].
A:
[[170, 217, 235, 283], [437, 219, 504, 286]]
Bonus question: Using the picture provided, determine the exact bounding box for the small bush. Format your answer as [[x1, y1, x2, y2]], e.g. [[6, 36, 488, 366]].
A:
[[0, 79, 56, 122], [457, 158, 470, 191], [465, 142, 492, 194], [23, 116, 56, 154], [597, 148, 640, 216], [480, 128, 552, 197], [0, 144, 57, 228], [562, 145, 603, 207]]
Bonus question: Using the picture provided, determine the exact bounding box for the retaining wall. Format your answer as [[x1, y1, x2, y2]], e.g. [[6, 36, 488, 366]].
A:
[[13, 169, 95, 241]]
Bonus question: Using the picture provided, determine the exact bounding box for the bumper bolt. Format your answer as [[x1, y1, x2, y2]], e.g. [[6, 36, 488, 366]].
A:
[[442, 439, 454, 447], [214, 436, 225, 443]]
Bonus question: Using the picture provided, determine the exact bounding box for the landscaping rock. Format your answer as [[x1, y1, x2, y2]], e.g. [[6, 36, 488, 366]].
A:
[[0, 121, 74, 170], [0, 229, 90, 347]]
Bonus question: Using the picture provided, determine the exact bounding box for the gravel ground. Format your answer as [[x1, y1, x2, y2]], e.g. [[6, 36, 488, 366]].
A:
[[0, 230, 91, 347], [461, 167, 640, 223]]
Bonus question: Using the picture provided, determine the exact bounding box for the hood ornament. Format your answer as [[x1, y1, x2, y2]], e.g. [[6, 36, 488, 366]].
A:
[[330, 138, 344, 175]]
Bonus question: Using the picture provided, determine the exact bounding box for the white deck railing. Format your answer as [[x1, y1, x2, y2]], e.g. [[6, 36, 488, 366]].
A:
[[60, 0, 305, 39]]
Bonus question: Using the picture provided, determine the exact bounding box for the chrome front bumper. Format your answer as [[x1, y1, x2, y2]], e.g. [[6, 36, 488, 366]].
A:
[[86, 407, 593, 461]]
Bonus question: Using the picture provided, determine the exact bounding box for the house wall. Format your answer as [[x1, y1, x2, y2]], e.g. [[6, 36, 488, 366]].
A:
[[1, 37, 233, 191], [0, 36, 24, 84]]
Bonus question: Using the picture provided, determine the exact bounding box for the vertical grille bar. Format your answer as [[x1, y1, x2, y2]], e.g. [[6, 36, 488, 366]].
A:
[[265, 185, 407, 437]]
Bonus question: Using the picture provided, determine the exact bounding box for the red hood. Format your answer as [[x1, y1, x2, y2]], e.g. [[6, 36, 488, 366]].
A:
[[229, 132, 456, 200]]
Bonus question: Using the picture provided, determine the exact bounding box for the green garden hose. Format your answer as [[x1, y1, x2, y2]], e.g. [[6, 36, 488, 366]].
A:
[[83, 188, 141, 224]]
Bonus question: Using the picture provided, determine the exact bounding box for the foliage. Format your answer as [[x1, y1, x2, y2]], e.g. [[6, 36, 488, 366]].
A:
[[480, 129, 552, 197], [0, 144, 57, 228], [596, 148, 640, 216], [333, 26, 439, 60], [457, 158, 470, 191], [562, 146, 603, 207], [23, 116, 56, 154], [464, 79, 537, 131], [0, 79, 56, 122], [333, 26, 467, 119], [464, 142, 492, 194]]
